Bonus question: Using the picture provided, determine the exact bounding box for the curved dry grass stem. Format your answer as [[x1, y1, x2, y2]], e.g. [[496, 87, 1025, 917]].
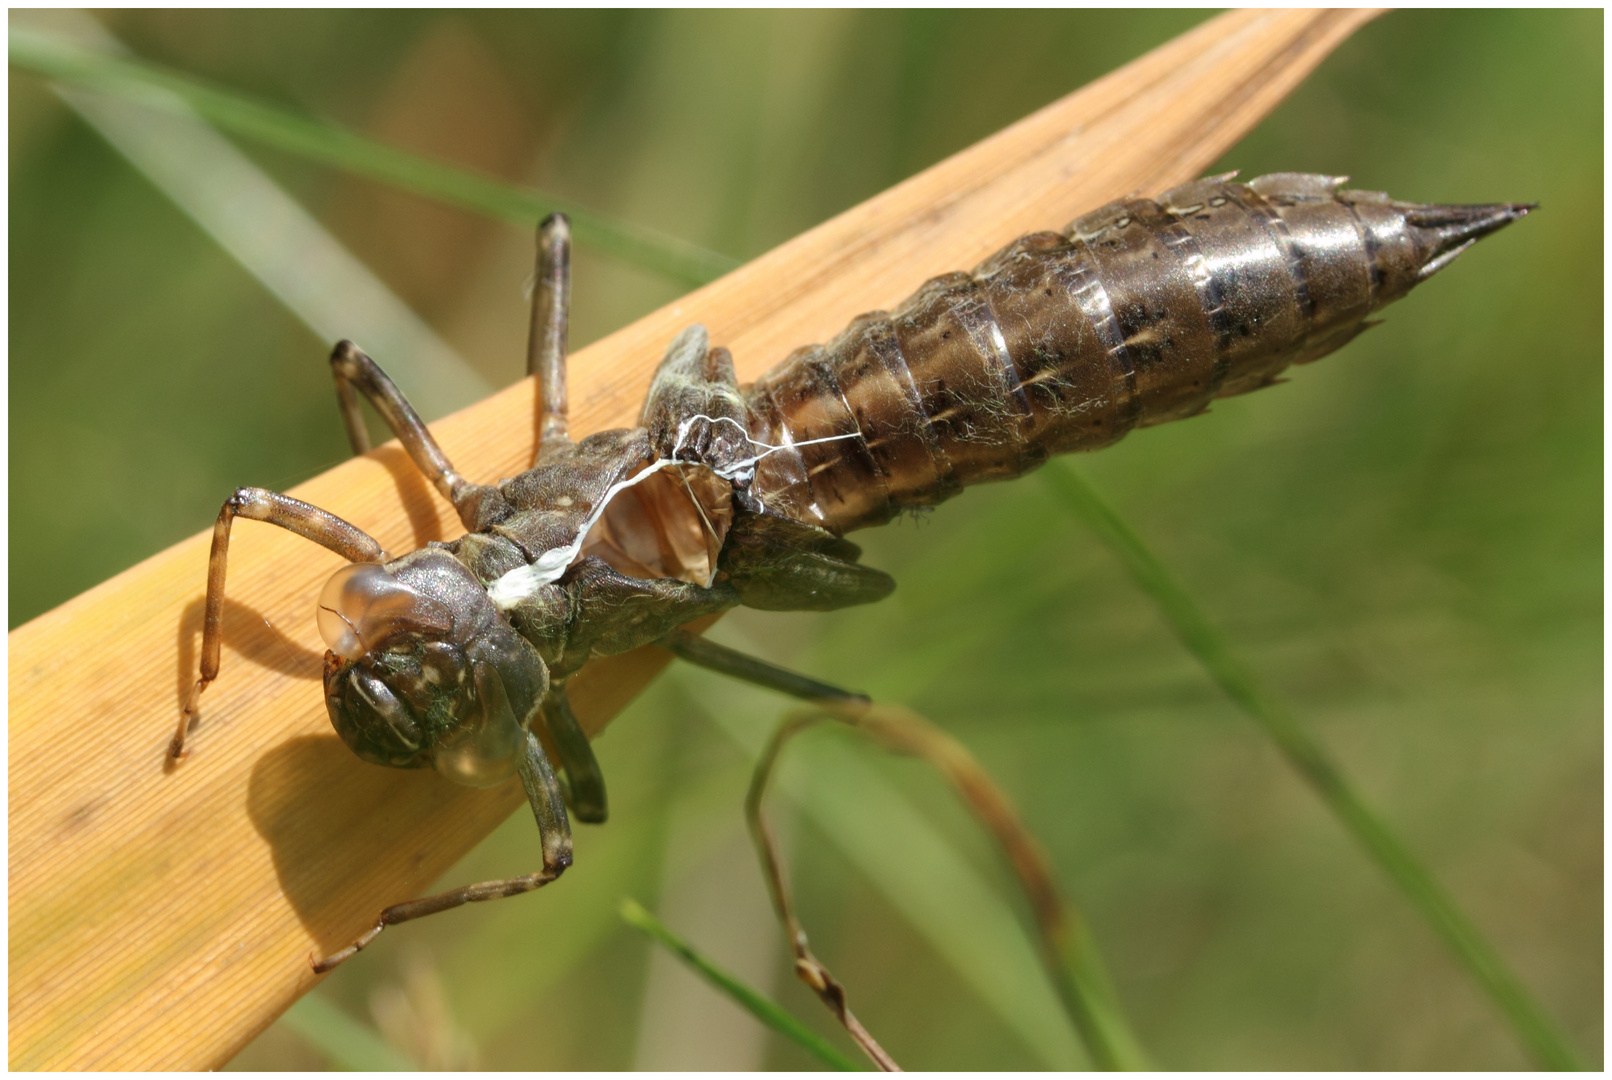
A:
[[842, 704, 1148, 1071], [8, 11, 1377, 1068], [746, 701, 1149, 1070], [747, 714, 903, 1072]]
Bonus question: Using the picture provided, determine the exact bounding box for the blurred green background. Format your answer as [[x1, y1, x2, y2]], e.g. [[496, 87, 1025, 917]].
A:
[[9, 10, 1600, 1070]]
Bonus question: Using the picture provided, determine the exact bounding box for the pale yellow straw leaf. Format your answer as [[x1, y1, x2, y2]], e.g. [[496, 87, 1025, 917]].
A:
[[9, 10, 1378, 1069]]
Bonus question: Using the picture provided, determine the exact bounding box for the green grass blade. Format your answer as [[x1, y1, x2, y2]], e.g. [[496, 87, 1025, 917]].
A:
[[619, 897, 864, 1071], [280, 992, 419, 1071], [1040, 462, 1582, 1072], [1049, 916, 1151, 1071], [8, 26, 739, 286]]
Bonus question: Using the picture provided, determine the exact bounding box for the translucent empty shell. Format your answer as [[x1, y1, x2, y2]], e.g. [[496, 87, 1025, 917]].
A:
[[432, 661, 524, 788], [316, 562, 450, 660]]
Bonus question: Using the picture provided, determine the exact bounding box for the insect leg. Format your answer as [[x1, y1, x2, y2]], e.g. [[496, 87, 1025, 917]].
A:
[[174, 488, 388, 759], [661, 628, 868, 703], [311, 728, 573, 974], [328, 340, 511, 530], [540, 682, 608, 824], [527, 213, 572, 462]]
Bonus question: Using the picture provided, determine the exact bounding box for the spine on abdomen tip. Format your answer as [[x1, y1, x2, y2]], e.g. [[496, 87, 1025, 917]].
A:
[[740, 172, 1529, 534]]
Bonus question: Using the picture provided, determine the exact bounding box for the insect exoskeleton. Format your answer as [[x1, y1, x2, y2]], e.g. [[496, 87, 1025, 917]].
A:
[[741, 173, 1531, 533], [178, 174, 1528, 998], [319, 553, 544, 786]]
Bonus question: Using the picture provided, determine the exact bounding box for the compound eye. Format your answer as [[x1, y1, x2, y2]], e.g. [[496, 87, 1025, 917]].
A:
[[317, 563, 452, 660], [347, 666, 422, 754]]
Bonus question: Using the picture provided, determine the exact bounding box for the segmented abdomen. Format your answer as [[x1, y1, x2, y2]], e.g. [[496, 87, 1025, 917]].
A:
[[742, 172, 1524, 533]]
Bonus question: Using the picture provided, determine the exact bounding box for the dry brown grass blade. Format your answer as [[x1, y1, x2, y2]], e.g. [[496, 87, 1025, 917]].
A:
[[745, 700, 1146, 1071], [745, 712, 904, 1072], [7, 10, 1378, 1069]]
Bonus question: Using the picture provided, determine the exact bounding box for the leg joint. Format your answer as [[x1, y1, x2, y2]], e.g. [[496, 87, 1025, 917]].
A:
[[328, 338, 364, 374]]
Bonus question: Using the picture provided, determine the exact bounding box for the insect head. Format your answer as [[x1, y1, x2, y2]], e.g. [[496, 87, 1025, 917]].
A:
[[319, 550, 550, 788]]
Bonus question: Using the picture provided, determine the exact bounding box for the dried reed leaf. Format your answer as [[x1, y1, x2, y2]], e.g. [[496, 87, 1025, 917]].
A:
[[8, 10, 1377, 1069]]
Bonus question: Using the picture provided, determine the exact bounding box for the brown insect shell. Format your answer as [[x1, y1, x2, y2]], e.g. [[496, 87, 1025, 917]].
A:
[[327, 432, 661, 774], [741, 174, 1531, 536], [474, 427, 729, 588], [323, 547, 549, 781], [328, 419, 741, 780]]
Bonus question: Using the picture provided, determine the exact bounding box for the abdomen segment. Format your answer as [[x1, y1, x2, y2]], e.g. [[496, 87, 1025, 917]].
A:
[[742, 173, 1529, 533]]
